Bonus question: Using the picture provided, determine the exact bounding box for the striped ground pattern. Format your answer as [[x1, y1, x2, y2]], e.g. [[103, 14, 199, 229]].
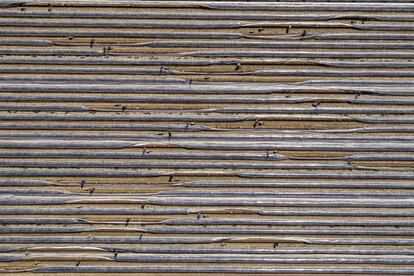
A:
[[1, 0, 414, 275]]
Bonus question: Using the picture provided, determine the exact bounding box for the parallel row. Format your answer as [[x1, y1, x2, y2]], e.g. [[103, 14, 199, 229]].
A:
[[1, 1, 414, 275]]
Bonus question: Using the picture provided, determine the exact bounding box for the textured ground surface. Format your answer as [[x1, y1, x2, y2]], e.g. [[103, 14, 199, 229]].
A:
[[1, 0, 414, 275]]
